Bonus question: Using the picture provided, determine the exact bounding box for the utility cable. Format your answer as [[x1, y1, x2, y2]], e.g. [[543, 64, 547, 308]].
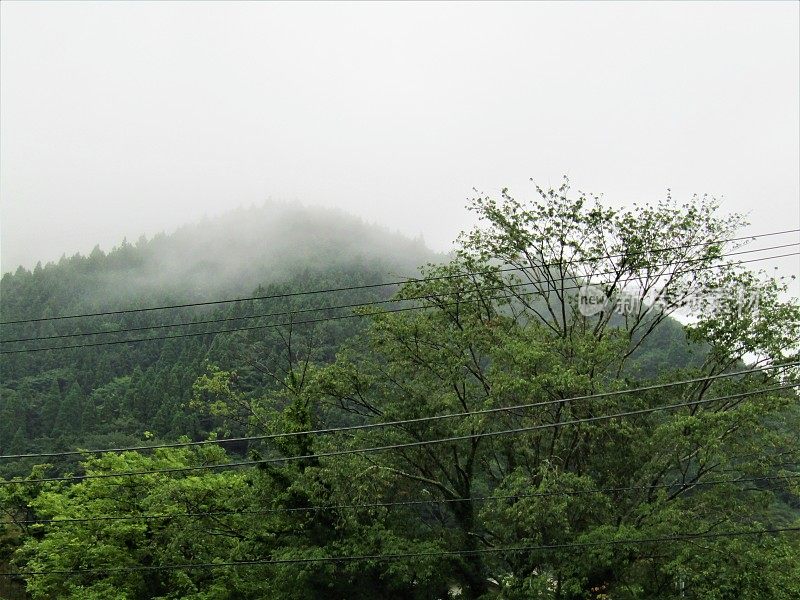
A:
[[1, 384, 795, 486], [2, 249, 797, 355], [2, 361, 795, 461], [3, 241, 797, 344], [2, 527, 797, 576], [2, 228, 796, 326], [12, 473, 798, 526]]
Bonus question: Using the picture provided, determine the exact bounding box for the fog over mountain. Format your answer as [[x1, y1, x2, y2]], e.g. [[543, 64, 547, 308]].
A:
[[2, 2, 798, 285], [1, 201, 437, 319]]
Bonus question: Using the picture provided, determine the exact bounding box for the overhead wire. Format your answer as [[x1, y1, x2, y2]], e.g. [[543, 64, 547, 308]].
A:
[[2, 361, 796, 461], [2, 248, 797, 354], [2, 241, 798, 345], [11, 474, 798, 526], [2, 527, 797, 576], [2, 384, 796, 486], [1, 228, 796, 327]]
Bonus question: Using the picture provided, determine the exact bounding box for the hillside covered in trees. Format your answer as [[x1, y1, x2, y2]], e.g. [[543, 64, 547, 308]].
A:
[[0, 203, 435, 476], [1, 185, 799, 599]]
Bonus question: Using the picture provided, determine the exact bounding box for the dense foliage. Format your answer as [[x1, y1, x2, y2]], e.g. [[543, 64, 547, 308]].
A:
[[0, 203, 434, 478], [1, 184, 799, 599]]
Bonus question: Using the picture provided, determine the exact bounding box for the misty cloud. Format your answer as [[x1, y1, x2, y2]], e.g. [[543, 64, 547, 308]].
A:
[[1, 2, 798, 294]]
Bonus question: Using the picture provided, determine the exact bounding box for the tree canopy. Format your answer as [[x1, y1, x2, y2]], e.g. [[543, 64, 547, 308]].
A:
[[2, 182, 798, 599]]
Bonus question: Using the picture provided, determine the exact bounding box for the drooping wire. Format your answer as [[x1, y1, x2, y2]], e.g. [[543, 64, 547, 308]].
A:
[[3, 249, 797, 354], [2, 384, 796, 486], [2, 361, 795, 461], [2, 527, 797, 576], [1, 228, 796, 326], [10, 473, 798, 526], [3, 241, 797, 345]]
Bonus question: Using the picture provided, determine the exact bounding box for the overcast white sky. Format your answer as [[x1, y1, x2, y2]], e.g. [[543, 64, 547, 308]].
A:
[[1, 1, 798, 287]]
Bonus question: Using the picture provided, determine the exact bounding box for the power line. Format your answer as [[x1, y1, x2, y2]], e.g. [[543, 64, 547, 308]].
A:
[[2, 526, 797, 576], [2, 228, 796, 326], [2, 384, 795, 486], [3, 361, 796, 461], [12, 474, 798, 526], [3, 241, 797, 345], [0, 287, 516, 354], [3, 249, 797, 355]]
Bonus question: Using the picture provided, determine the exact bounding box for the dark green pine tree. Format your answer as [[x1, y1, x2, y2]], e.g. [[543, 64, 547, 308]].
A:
[[0, 389, 22, 452], [52, 382, 85, 437], [130, 366, 150, 422], [7, 422, 28, 455], [80, 395, 98, 434], [40, 379, 62, 438]]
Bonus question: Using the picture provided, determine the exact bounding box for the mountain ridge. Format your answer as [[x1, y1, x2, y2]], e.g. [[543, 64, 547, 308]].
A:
[[1, 202, 438, 321]]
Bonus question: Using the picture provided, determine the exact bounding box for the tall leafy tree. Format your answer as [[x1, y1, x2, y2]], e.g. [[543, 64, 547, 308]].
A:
[[3, 183, 799, 599]]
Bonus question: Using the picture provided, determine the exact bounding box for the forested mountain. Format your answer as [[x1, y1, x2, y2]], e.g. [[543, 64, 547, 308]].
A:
[[1, 202, 435, 319], [1, 186, 798, 600], [0, 203, 436, 477]]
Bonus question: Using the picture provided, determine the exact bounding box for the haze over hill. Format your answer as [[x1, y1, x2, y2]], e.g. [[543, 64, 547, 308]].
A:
[[1, 202, 437, 318], [0, 193, 704, 472], [0, 204, 440, 482]]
